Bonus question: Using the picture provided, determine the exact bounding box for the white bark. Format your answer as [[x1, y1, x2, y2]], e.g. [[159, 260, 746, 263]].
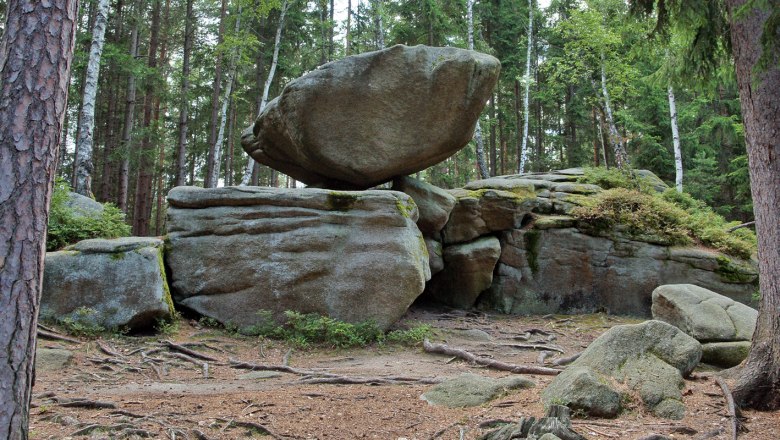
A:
[[73, 0, 110, 197], [241, 0, 289, 186], [668, 84, 683, 192], [209, 6, 241, 188], [373, 0, 384, 49], [599, 56, 629, 169], [518, 0, 533, 173], [468, 0, 488, 179]]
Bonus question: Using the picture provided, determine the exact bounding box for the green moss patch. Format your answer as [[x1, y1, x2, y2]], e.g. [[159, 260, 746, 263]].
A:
[[326, 192, 359, 211]]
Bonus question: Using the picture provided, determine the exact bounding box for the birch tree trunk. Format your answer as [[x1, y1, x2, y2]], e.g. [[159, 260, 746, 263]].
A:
[[373, 0, 384, 49], [205, 0, 228, 188], [175, 0, 194, 187], [667, 84, 683, 192], [0, 1, 77, 437], [241, 0, 289, 186], [345, 0, 352, 55], [208, 7, 242, 188], [117, 4, 141, 212], [599, 57, 629, 170], [467, 0, 489, 179], [518, 0, 533, 173], [73, 0, 110, 197]]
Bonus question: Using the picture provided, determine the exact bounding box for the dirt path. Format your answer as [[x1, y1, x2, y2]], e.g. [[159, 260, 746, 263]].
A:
[[30, 309, 779, 439]]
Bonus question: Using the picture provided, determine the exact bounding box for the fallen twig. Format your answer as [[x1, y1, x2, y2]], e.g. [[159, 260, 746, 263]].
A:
[[37, 329, 80, 344], [423, 339, 561, 375], [553, 352, 581, 366], [162, 340, 219, 362], [715, 376, 740, 440], [727, 221, 755, 232], [97, 341, 123, 358], [167, 352, 210, 379], [499, 343, 565, 353], [217, 418, 280, 439]]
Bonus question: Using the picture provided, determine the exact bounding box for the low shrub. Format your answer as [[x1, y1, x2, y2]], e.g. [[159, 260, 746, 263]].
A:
[[47, 178, 130, 251]]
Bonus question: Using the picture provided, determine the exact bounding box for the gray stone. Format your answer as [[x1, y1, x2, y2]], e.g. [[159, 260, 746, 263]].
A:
[[537, 435, 563, 440], [242, 45, 500, 189], [425, 236, 501, 308], [35, 348, 74, 372], [542, 321, 701, 419], [421, 373, 534, 408], [443, 188, 538, 245], [541, 366, 621, 418], [482, 227, 758, 317], [166, 186, 430, 331], [425, 238, 445, 276], [64, 191, 104, 218], [42, 237, 173, 331], [393, 176, 457, 237], [701, 341, 751, 368], [651, 284, 758, 342]]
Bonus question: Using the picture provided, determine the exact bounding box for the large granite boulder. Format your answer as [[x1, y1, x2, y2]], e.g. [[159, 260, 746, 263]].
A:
[[443, 186, 538, 245], [41, 237, 174, 331], [425, 236, 501, 308], [652, 284, 758, 367], [165, 186, 431, 331], [65, 191, 104, 218], [241, 45, 501, 189], [542, 320, 701, 419]]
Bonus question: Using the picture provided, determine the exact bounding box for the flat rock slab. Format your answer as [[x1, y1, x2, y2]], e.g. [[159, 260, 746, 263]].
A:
[[421, 373, 534, 408], [165, 186, 430, 331], [701, 341, 751, 368], [651, 284, 758, 342], [42, 237, 173, 331], [242, 44, 500, 189], [35, 348, 74, 372], [542, 320, 701, 419]]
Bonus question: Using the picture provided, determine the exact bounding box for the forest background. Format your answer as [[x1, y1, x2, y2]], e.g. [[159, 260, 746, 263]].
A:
[[0, 0, 753, 236]]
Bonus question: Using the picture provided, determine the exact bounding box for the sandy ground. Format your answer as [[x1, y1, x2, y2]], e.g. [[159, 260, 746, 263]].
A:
[[30, 308, 780, 439]]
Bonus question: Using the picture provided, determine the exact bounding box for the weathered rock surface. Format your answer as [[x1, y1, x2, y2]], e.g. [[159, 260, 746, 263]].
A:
[[542, 320, 701, 419], [425, 236, 501, 308], [425, 238, 445, 276], [651, 284, 758, 342], [421, 373, 534, 408], [242, 45, 500, 189], [35, 348, 74, 372], [65, 191, 104, 218], [701, 341, 751, 367], [166, 186, 430, 331], [393, 176, 457, 237], [443, 187, 537, 245], [42, 237, 173, 331], [541, 366, 622, 417]]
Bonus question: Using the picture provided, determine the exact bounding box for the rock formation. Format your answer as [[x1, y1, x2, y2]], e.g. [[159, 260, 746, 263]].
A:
[[165, 186, 430, 332], [41, 237, 173, 331], [241, 45, 500, 189]]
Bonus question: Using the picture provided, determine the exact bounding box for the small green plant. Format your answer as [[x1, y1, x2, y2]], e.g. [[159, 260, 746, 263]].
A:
[[155, 312, 182, 336], [281, 311, 384, 348], [46, 178, 131, 251], [198, 316, 221, 328], [385, 324, 433, 346], [57, 307, 106, 337]]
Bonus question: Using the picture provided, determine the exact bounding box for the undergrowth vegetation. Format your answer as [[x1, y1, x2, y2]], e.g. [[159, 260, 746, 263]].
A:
[[47, 178, 130, 251], [218, 311, 433, 348], [574, 168, 756, 260]]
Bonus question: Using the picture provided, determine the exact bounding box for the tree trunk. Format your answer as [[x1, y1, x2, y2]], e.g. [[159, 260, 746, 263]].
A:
[[132, 0, 161, 236], [467, 0, 488, 179], [328, 0, 334, 60], [345, 0, 352, 55], [74, 0, 110, 197], [566, 85, 577, 167], [205, 0, 228, 188], [70, 0, 97, 189], [726, 0, 780, 410], [208, 7, 242, 189], [175, 0, 194, 187], [0, 0, 78, 437], [518, 0, 533, 173], [241, 0, 289, 186], [374, 0, 384, 49], [99, 0, 124, 203], [599, 58, 630, 169], [667, 84, 683, 192], [118, 3, 141, 212], [489, 94, 497, 176], [226, 100, 236, 186]]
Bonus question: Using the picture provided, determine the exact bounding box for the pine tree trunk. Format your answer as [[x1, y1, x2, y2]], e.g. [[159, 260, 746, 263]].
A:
[[518, 0, 533, 173], [328, 0, 334, 60], [467, 0, 488, 179], [667, 84, 683, 192], [489, 94, 497, 176], [599, 58, 629, 169], [175, 0, 194, 187], [226, 100, 236, 186], [132, 0, 161, 236], [374, 0, 385, 49], [74, 0, 111, 197], [241, 0, 289, 186], [205, 0, 228, 188], [726, 0, 780, 410], [345, 0, 352, 55], [117, 4, 141, 212], [0, 0, 77, 437], [99, 0, 124, 203]]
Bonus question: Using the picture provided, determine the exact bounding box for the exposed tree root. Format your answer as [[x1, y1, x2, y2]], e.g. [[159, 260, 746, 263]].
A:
[[715, 376, 740, 440], [229, 359, 441, 385], [422, 339, 562, 375], [162, 340, 219, 362]]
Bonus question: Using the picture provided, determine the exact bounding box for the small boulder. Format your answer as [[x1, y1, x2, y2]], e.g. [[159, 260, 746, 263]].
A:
[[242, 45, 500, 189], [701, 341, 752, 368], [541, 366, 621, 418], [421, 373, 534, 408], [651, 284, 757, 342], [542, 320, 701, 419], [41, 237, 173, 331], [64, 191, 104, 218], [393, 176, 457, 237], [425, 236, 501, 308], [35, 348, 74, 372]]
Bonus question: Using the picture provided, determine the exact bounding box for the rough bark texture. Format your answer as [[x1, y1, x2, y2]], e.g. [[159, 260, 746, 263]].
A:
[[118, 5, 140, 211], [175, 0, 194, 187], [73, 0, 110, 197], [0, 0, 78, 437], [204, 0, 227, 188], [726, 0, 780, 410], [600, 60, 630, 169]]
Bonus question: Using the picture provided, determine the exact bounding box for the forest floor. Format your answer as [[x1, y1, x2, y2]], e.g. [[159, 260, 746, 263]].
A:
[[30, 307, 780, 440]]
